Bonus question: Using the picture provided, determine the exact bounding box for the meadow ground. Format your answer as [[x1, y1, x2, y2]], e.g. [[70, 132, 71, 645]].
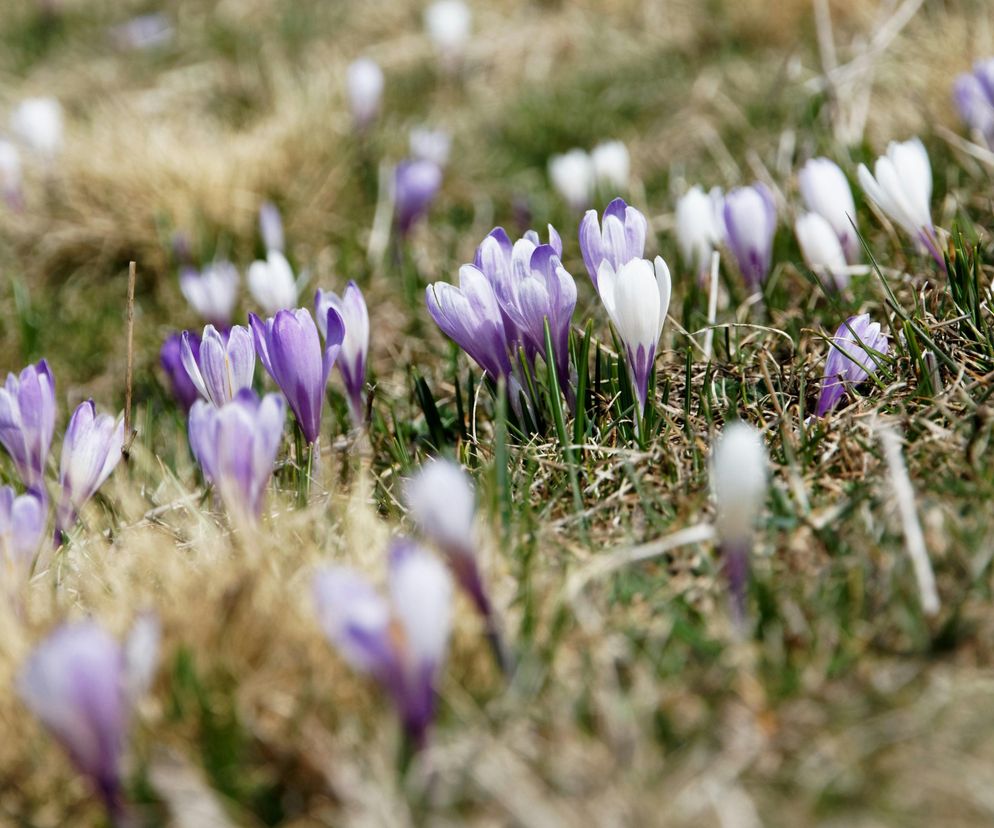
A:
[[1, 0, 994, 825]]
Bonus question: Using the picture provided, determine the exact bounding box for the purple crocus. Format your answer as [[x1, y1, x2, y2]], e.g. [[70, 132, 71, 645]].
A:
[[723, 183, 777, 292], [394, 159, 442, 237], [56, 401, 124, 534], [179, 262, 239, 329], [0, 485, 46, 580], [159, 332, 201, 413], [0, 360, 56, 492], [315, 283, 370, 427], [578, 197, 648, 291], [815, 314, 890, 417], [953, 59, 994, 148], [188, 389, 285, 524], [426, 266, 514, 384], [250, 308, 345, 445], [181, 324, 255, 408], [313, 540, 453, 752], [18, 618, 159, 822]]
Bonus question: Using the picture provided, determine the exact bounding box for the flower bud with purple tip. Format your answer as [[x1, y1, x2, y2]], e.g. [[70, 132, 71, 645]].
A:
[[723, 183, 777, 292], [711, 422, 768, 627], [181, 324, 255, 408], [18, 617, 159, 822], [56, 401, 124, 533], [579, 197, 648, 291], [815, 313, 889, 417], [316, 283, 370, 427], [250, 307, 344, 444], [394, 159, 442, 237], [159, 332, 201, 413], [0, 486, 46, 581], [314, 540, 453, 751], [596, 256, 671, 418], [179, 262, 239, 328], [0, 359, 56, 491], [188, 389, 285, 524]]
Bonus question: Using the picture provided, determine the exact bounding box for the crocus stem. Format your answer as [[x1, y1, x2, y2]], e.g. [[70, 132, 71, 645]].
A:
[[720, 540, 751, 632]]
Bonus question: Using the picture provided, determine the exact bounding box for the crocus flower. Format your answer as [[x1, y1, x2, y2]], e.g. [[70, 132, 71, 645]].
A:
[[410, 126, 451, 167], [675, 185, 725, 278], [110, 12, 174, 51], [426, 266, 514, 385], [579, 197, 649, 291], [0, 360, 56, 491], [259, 200, 284, 253], [188, 389, 285, 524], [0, 138, 23, 209], [0, 486, 46, 581], [315, 283, 370, 427], [596, 256, 672, 417], [591, 140, 630, 192], [248, 250, 299, 316], [56, 401, 124, 534], [814, 313, 889, 417], [711, 422, 768, 626], [10, 97, 63, 159], [314, 540, 453, 751], [346, 57, 384, 132], [549, 149, 594, 212], [424, 0, 471, 65], [953, 59, 994, 148], [159, 332, 201, 413], [795, 212, 849, 290], [723, 183, 777, 292], [394, 159, 443, 237], [857, 138, 941, 265], [179, 262, 239, 328], [250, 307, 344, 444], [181, 324, 255, 408], [798, 157, 859, 263], [18, 618, 159, 821]]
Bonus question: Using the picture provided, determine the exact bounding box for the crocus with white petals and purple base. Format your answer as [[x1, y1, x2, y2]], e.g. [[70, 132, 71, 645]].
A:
[[316, 283, 370, 427], [160, 332, 201, 413], [18, 618, 159, 823], [953, 59, 994, 149], [314, 541, 453, 752], [250, 307, 344, 445], [579, 198, 648, 291], [394, 159, 443, 237], [596, 256, 671, 420], [181, 324, 255, 408], [179, 262, 239, 329], [815, 313, 890, 417], [795, 212, 849, 291], [248, 251, 299, 316], [723, 183, 777, 292], [0, 360, 56, 492], [675, 186, 725, 280], [798, 158, 860, 264], [711, 422, 768, 628], [0, 486, 45, 581], [56, 401, 124, 534], [857, 138, 942, 268], [189, 389, 285, 524]]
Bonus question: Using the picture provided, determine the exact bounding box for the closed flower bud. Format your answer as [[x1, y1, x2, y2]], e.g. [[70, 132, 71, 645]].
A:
[[10, 97, 63, 159], [794, 212, 849, 290], [591, 140, 630, 192], [315, 282, 370, 427], [0, 360, 56, 491], [258, 200, 284, 253], [953, 59, 994, 149], [248, 251, 299, 316], [56, 401, 124, 533], [675, 185, 724, 276], [394, 159, 443, 237], [815, 313, 889, 417], [579, 198, 648, 291], [549, 149, 594, 212], [409, 126, 451, 167], [723, 183, 777, 292], [0, 486, 46, 581], [798, 157, 859, 263], [179, 262, 239, 328], [424, 0, 471, 64], [159, 332, 201, 413], [346, 57, 384, 132], [181, 324, 255, 408]]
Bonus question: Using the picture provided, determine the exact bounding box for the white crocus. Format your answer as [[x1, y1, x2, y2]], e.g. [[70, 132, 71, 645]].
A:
[[404, 458, 476, 559], [410, 126, 452, 167], [798, 157, 859, 263], [10, 97, 63, 159], [549, 149, 595, 212], [247, 250, 298, 315], [857, 138, 937, 257], [424, 0, 471, 63], [795, 212, 849, 290], [346, 57, 384, 131], [591, 140, 630, 192], [711, 422, 768, 546], [675, 185, 725, 275], [596, 256, 671, 415]]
